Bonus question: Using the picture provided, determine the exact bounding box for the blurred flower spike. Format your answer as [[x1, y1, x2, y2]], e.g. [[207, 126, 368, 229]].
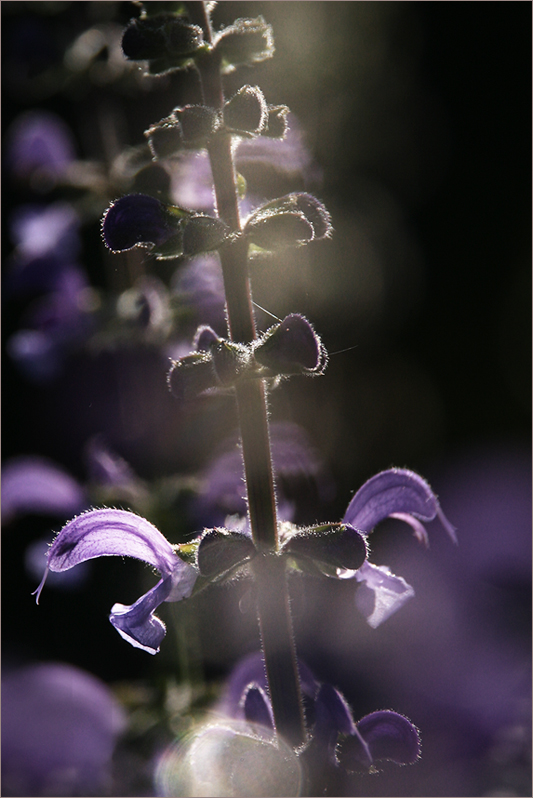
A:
[[215, 652, 420, 779], [33, 509, 198, 654]]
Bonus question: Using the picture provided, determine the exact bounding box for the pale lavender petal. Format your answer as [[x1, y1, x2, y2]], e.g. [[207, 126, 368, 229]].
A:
[[343, 468, 457, 543], [110, 576, 172, 655], [25, 537, 90, 590], [353, 561, 415, 628], [1, 456, 87, 525], [45, 508, 180, 575], [33, 509, 198, 652]]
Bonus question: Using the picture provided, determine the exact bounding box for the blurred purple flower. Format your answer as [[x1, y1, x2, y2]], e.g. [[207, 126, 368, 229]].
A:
[[84, 435, 139, 488], [4, 201, 82, 302], [2, 661, 125, 797], [4, 109, 76, 184], [9, 202, 81, 263], [170, 253, 227, 334], [190, 421, 334, 527], [33, 508, 198, 654], [1, 456, 87, 526], [7, 266, 95, 382], [217, 652, 419, 772]]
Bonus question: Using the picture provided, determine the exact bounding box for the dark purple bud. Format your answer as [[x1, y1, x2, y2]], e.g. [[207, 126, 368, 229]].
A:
[[101, 194, 183, 254], [242, 685, 274, 730], [263, 105, 290, 139], [224, 85, 268, 137], [214, 17, 274, 67], [196, 528, 256, 578], [283, 523, 367, 571], [211, 340, 251, 386], [337, 710, 421, 772], [254, 314, 327, 375], [193, 325, 220, 352], [167, 353, 217, 402], [122, 15, 203, 61]]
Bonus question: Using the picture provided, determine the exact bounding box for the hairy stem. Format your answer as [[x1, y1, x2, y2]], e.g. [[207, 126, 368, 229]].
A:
[[186, 0, 306, 748]]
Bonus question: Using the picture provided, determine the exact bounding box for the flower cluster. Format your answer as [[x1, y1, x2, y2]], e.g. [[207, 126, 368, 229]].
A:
[[35, 467, 455, 655]]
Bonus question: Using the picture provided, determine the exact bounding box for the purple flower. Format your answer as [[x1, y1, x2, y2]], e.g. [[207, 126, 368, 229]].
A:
[[2, 661, 125, 797], [34, 508, 198, 654], [102, 194, 180, 253], [341, 468, 457, 627], [190, 421, 333, 527]]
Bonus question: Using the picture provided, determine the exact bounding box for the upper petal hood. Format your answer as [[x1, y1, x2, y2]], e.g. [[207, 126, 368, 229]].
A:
[[343, 468, 457, 543]]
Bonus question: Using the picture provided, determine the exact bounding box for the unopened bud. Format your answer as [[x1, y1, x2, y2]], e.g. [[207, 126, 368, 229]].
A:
[[224, 85, 268, 137], [254, 314, 327, 375], [197, 528, 256, 578]]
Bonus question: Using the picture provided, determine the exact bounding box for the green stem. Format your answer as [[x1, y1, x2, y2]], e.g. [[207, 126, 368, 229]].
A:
[[187, 0, 306, 748]]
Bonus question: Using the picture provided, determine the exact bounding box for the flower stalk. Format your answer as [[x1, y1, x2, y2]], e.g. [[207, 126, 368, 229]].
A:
[[188, 0, 307, 748]]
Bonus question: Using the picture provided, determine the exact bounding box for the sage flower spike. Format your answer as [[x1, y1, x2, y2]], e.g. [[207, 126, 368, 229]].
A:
[[341, 468, 457, 628], [33, 508, 198, 654]]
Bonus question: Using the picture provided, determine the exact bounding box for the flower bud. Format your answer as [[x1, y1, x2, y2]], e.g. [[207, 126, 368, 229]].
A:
[[254, 314, 327, 375], [146, 106, 220, 159], [214, 17, 274, 68], [243, 192, 332, 250], [197, 528, 256, 578], [193, 325, 220, 352], [282, 523, 368, 571], [145, 122, 183, 160], [101, 194, 185, 255], [175, 105, 220, 145], [224, 86, 268, 137], [263, 105, 290, 139], [122, 15, 203, 61], [211, 340, 251, 386], [182, 215, 232, 257]]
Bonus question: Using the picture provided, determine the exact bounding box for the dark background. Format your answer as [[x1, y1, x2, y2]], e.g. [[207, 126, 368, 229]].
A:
[[2, 3, 531, 796]]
